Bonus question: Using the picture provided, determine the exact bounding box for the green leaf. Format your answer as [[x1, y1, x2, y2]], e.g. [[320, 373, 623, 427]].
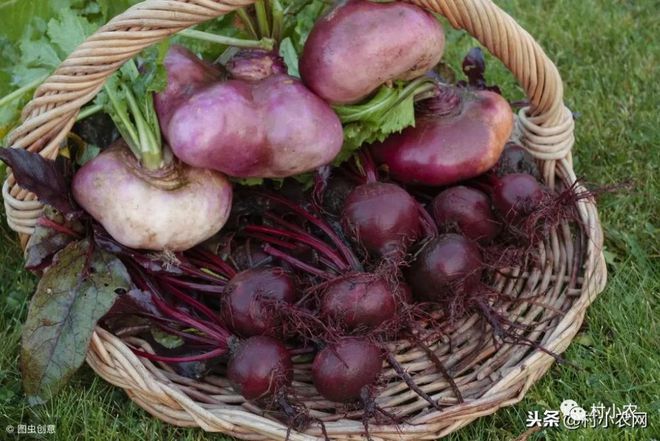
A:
[[20, 240, 131, 404], [333, 81, 423, 164], [47, 10, 97, 57], [286, 0, 327, 52], [279, 37, 300, 78], [151, 328, 184, 349], [24, 207, 83, 272]]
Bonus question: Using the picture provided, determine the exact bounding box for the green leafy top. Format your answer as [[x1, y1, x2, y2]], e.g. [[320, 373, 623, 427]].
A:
[[94, 42, 169, 169], [0, 1, 141, 143]]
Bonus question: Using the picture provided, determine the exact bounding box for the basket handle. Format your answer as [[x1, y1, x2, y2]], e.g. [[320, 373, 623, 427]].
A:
[[3, 0, 574, 243]]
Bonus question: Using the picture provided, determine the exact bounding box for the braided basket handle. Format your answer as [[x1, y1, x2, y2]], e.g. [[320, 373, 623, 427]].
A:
[[3, 0, 574, 243]]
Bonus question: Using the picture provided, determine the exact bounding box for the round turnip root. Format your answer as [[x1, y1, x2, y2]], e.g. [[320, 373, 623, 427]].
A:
[[300, 0, 445, 104], [320, 274, 397, 330], [407, 233, 483, 302], [221, 267, 299, 337], [312, 338, 383, 403], [163, 73, 343, 178], [432, 186, 500, 242], [227, 336, 293, 401], [154, 45, 222, 130], [72, 143, 232, 251], [225, 49, 287, 82], [372, 86, 513, 186], [342, 182, 422, 258]]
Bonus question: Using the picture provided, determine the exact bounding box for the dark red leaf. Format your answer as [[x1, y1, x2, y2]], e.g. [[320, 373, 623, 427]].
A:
[[0, 148, 76, 214]]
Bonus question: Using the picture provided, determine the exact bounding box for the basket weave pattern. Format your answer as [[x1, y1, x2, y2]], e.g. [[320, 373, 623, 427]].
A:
[[2, 0, 607, 439]]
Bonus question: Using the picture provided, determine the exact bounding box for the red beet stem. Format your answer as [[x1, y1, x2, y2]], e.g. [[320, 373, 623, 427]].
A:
[[188, 247, 238, 278], [161, 275, 226, 294], [256, 191, 362, 270], [132, 345, 228, 363], [37, 217, 82, 238], [151, 293, 230, 342], [245, 225, 348, 271], [262, 244, 333, 279], [159, 280, 222, 324]]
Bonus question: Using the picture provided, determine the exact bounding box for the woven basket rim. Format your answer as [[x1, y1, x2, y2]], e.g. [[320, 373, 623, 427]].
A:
[[2, 0, 608, 439]]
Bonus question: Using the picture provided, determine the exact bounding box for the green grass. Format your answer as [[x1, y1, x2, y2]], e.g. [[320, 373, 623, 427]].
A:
[[1, 0, 658, 439]]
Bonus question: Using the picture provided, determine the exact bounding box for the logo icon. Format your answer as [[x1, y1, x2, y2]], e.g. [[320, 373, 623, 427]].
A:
[[560, 399, 587, 422]]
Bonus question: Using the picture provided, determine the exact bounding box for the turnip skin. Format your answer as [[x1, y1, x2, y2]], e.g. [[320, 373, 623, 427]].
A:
[[163, 74, 343, 178], [154, 45, 222, 130], [300, 0, 445, 104], [372, 90, 513, 186], [72, 143, 232, 251], [432, 186, 500, 242]]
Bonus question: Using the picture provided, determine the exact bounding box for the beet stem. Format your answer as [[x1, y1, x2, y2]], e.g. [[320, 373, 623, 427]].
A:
[[131, 345, 227, 363], [161, 275, 226, 293], [37, 217, 82, 238], [262, 244, 332, 279], [245, 224, 348, 271], [256, 191, 361, 270]]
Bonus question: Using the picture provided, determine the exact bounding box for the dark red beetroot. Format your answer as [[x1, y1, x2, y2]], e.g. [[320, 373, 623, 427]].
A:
[[432, 186, 500, 242], [221, 267, 298, 337], [312, 338, 383, 403], [372, 86, 513, 186], [490, 173, 545, 224], [342, 182, 422, 258], [407, 234, 483, 302], [494, 142, 540, 178], [227, 336, 293, 401], [321, 274, 397, 330]]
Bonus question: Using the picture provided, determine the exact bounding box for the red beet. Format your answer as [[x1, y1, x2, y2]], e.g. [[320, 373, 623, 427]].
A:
[[490, 173, 545, 224], [342, 182, 422, 258], [320, 274, 397, 330], [432, 186, 500, 242], [312, 338, 383, 402], [227, 336, 293, 401], [407, 234, 483, 302], [494, 142, 540, 178], [221, 267, 298, 337]]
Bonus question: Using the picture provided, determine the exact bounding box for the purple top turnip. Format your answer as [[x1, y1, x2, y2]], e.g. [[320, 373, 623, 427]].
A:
[[372, 86, 513, 186], [73, 143, 232, 251], [300, 0, 445, 104], [158, 48, 344, 178], [154, 45, 223, 131], [72, 60, 232, 251]]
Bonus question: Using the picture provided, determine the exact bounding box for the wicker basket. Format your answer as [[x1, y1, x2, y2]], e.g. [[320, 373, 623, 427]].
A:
[[2, 0, 607, 439]]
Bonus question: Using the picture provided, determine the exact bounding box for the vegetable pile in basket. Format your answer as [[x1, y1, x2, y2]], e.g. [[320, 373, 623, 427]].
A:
[[1, 0, 595, 437]]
